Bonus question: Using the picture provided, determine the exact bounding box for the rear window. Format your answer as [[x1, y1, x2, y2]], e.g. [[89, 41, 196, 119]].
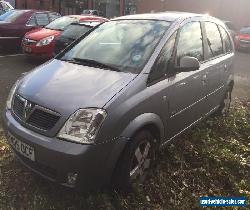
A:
[[35, 13, 49, 26], [0, 10, 26, 22], [225, 22, 236, 31], [240, 27, 250, 34], [45, 16, 80, 31], [61, 24, 92, 40]]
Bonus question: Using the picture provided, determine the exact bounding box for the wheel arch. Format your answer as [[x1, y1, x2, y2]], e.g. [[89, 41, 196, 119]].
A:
[[120, 113, 165, 142]]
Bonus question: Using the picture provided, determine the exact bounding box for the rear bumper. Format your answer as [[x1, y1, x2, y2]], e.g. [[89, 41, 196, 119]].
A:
[[2, 109, 127, 190]]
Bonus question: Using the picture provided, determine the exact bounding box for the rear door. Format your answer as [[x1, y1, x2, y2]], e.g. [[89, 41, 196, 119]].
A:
[[218, 25, 234, 87], [202, 21, 226, 110]]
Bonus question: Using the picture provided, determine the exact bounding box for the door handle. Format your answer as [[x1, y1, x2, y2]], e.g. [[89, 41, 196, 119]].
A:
[[224, 64, 228, 72], [176, 82, 186, 87], [202, 74, 207, 81], [202, 74, 207, 85]]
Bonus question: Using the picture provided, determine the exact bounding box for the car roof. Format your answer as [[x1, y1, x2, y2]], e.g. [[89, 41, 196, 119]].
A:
[[113, 11, 206, 22], [8, 9, 52, 13], [67, 15, 108, 22]]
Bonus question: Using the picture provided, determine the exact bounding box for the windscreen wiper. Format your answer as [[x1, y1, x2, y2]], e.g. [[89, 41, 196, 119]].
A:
[[71, 58, 121, 72]]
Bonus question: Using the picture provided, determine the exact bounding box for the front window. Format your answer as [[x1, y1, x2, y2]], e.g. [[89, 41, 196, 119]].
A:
[[0, 10, 26, 22], [60, 20, 171, 74], [45, 16, 80, 31], [176, 22, 204, 63], [240, 27, 250, 35]]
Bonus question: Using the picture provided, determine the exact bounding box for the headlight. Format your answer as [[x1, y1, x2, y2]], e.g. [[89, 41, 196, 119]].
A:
[[36, 35, 55, 46], [6, 80, 20, 110], [58, 108, 107, 144]]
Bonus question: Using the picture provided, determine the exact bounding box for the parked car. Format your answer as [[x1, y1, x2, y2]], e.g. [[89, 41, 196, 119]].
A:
[[0, 0, 13, 15], [22, 15, 107, 59], [3, 12, 234, 191], [82, 9, 104, 17], [54, 21, 105, 54], [0, 9, 60, 50], [235, 26, 250, 50]]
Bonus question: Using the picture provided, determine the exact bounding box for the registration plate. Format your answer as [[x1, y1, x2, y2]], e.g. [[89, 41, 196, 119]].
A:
[[7, 133, 35, 161]]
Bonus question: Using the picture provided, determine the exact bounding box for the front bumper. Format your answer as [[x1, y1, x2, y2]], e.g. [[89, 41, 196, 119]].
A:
[[2, 109, 127, 190], [22, 43, 55, 59]]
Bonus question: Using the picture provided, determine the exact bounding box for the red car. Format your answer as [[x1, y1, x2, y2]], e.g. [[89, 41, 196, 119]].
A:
[[22, 15, 108, 59], [235, 26, 250, 50], [0, 9, 60, 51]]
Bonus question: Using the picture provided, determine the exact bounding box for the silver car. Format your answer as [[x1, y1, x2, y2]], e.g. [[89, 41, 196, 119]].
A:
[[3, 12, 234, 191]]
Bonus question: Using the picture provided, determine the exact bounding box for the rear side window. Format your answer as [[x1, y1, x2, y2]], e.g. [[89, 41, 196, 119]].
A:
[[205, 22, 223, 58], [176, 22, 204, 64], [225, 22, 236, 31], [219, 26, 233, 53], [35, 13, 49, 26], [49, 13, 60, 21]]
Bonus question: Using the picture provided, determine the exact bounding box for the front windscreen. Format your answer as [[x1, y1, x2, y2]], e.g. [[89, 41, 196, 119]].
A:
[[240, 27, 250, 35], [0, 10, 26, 22], [60, 20, 171, 74], [45, 16, 80, 31], [61, 24, 92, 40]]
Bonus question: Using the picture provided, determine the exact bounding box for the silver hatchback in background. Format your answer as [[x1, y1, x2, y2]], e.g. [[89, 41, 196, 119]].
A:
[[3, 12, 234, 191]]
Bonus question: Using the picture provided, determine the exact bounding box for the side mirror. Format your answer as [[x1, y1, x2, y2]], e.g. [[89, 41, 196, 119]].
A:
[[178, 56, 200, 72]]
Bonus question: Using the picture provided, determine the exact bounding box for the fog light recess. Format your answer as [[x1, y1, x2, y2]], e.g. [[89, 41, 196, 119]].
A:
[[67, 172, 78, 186]]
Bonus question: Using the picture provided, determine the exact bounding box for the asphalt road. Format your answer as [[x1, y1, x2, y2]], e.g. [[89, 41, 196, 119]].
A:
[[0, 52, 249, 127]]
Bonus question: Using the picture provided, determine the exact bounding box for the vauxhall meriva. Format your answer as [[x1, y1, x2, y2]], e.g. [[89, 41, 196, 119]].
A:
[[3, 12, 234, 191]]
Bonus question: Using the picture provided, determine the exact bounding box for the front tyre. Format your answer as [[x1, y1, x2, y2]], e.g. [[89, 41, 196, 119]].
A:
[[113, 130, 157, 192]]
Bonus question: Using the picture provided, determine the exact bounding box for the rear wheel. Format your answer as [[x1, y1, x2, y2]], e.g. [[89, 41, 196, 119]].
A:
[[113, 130, 157, 191], [214, 86, 232, 116]]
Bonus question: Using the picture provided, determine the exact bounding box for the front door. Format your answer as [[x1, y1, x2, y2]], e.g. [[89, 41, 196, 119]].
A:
[[166, 21, 209, 139]]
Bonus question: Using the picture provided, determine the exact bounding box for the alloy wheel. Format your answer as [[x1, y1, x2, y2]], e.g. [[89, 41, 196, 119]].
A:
[[129, 140, 154, 183]]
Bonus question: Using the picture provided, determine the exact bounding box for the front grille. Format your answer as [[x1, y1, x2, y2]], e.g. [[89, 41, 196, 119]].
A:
[[27, 109, 60, 130], [13, 95, 25, 119], [12, 95, 60, 131]]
